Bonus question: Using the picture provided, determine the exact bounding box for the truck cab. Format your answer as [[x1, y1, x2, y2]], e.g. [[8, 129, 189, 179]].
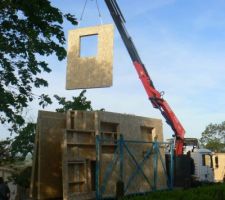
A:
[[183, 138, 214, 183], [190, 149, 214, 183], [166, 138, 214, 185]]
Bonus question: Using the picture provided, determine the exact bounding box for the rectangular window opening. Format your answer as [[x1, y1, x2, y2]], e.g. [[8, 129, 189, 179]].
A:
[[215, 156, 219, 168], [202, 154, 212, 168], [141, 126, 154, 142], [79, 34, 98, 57]]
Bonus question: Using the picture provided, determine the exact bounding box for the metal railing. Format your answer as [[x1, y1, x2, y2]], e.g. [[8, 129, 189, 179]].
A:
[[95, 135, 174, 199]]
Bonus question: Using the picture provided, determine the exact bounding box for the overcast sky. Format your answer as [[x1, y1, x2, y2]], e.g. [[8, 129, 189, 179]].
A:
[[1, 0, 225, 140]]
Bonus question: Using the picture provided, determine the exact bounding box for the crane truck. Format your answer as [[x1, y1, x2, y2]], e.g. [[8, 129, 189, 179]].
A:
[[104, 0, 214, 185]]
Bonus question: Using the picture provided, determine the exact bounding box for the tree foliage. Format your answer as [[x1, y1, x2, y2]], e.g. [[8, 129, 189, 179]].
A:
[[0, 123, 35, 162], [200, 121, 225, 152], [0, 0, 77, 130], [54, 90, 93, 112], [11, 123, 36, 160], [0, 139, 11, 164]]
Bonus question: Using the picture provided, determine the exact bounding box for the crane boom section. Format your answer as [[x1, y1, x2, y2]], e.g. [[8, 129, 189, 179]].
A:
[[105, 0, 185, 155]]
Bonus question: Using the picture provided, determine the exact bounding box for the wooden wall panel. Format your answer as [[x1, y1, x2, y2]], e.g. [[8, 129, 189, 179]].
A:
[[31, 111, 66, 199], [66, 24, 114, 89]]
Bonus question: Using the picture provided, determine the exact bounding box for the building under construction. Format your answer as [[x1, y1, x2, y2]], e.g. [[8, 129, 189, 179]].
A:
[[30, 110, 171, 199]]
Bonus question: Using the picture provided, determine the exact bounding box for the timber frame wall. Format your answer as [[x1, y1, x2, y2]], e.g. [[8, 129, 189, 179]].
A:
[[30, 110, 166, 200]]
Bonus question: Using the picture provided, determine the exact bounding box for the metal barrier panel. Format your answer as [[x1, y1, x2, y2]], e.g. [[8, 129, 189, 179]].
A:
[[95, 135, 174, 199]]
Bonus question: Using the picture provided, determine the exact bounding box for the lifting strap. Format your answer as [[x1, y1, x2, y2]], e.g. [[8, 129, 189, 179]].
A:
[[78, 0, 103, 27]]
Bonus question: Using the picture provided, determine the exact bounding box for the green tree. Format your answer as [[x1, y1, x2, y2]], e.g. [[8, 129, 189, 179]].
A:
[[10, 123, 36, 160], [54, 90, 93, 112], [0, 123, 35, 163], [0, 139, 12, 164], [200, 121, 225, 152], [0, 0, 77, 131]]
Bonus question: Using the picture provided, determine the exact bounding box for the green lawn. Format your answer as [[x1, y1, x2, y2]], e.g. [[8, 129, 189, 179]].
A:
[[127, 183, 225, 200]]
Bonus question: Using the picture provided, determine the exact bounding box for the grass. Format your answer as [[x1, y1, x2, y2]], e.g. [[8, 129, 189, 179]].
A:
[[127, 183, 225, 200]]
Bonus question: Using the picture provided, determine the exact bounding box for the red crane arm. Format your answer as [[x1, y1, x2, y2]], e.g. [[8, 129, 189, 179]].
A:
[[134, 61, 185, 155], [105, 0, 185, 155]]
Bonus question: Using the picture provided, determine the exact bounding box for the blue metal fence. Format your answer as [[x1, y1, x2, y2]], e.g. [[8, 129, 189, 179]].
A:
[[95, 135, 174, 199]]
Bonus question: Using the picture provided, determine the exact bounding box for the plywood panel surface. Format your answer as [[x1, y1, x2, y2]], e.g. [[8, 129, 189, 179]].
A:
[[37, 111, 66, 199], [66, 24, 114, 89]]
